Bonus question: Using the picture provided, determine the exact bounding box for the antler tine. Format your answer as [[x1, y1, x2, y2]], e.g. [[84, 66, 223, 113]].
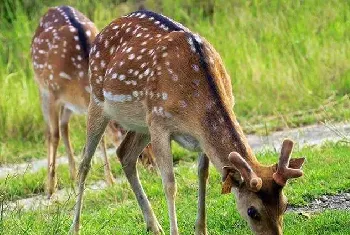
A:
[[273, 139, 303, 186], [228, 152, 262, 192]]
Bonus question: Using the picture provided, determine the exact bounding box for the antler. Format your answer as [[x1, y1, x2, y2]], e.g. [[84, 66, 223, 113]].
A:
[[273, 139, 304, 186], [228, 152, 262, 192]]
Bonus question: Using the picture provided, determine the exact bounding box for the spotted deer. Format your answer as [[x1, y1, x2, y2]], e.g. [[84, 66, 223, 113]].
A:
[[70, 10, 305, 235], [31, 6, 126, 197]]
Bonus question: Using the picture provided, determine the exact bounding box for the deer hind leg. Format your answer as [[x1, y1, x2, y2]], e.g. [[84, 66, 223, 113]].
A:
[[40, 92, 60, 198], [70, 102, 109, 234], [60, 107, 76, 181], [116, 131, 163, 234], [195, 153, 209, 235], [99, 135, 115, 185], [149, 124, 178, 235]]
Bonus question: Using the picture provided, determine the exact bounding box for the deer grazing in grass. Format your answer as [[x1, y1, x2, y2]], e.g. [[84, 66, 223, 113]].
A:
[[31, 6, 154, 198], [70, 10, 305, 235]]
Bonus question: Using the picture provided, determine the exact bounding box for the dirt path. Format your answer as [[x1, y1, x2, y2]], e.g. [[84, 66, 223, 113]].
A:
[[1, 122, 348, 179], [1, 122, 349, 214]]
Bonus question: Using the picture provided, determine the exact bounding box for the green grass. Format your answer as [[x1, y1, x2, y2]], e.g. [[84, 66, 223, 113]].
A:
[[0, 142, 349, 234], [0, 0, 349, 165]]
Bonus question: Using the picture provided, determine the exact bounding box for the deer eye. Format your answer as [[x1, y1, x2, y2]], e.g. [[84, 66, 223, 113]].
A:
[[247, 206, 261, 221]]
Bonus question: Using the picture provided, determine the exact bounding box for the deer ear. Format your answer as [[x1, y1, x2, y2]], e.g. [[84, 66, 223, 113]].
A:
[[221, 166, 242, 194], [288, 157, 305, 169]]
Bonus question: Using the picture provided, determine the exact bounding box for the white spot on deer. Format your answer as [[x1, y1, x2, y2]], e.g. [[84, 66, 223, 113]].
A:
[[128, 69, 133, 74], [172, 74, 178, 81], [132, 91, 138, 97], [192, 64, 199, 72], [49, 74, 53, 80], [119, 61, 125, 67], [101, 60, 106, 68], [133, 70, 139, 76], [76, 44, 81, 50], [141, 62, 147, 68], [77, 55, 82, 61], [59, 72, 71, 80], [144, 68, 150, 76], [112, 25, 119, 30], [103, 91, 132, 102], [179, 100, 187, 108], [104, 40, 109, 48], [155, 21, 160, 25], [187, 37, 196, 52], [141, 41, 147, 46], [112, 73, 118, 79], [86, 30, 91, 37], [136, 55, 142, 60], [119, 74, 126, 81], [69, 27, 76, 32], [162, 52, 168, 58], [128, 53, 135, 60], [96, 51, 100, 58], [48, 64, 52, 70], [126, 27, 131, 33], [136, 33, 142, 37], [79, 71, 84, 78], [126, 47, 133, 53], [162, 92, 168, 100], [144, 34, 150, 38], [167, 68, 174, 74], [110, 46, 116, 55]]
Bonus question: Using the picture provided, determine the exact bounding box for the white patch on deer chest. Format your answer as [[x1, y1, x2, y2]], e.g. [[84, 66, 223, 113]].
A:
[[59, 72, 71, 80]]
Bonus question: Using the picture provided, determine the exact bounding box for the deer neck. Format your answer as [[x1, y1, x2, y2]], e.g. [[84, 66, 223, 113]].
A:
[[198, 105, 260, 174]]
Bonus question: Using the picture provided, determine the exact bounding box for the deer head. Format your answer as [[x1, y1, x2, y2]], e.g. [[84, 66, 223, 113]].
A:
[[222, 139, 305, 234]]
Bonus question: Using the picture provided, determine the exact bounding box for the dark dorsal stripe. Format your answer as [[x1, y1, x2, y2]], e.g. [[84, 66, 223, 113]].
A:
[[188, 32, 246, 150], [59, 6, 90, 59], [129, 10, 190, 32]]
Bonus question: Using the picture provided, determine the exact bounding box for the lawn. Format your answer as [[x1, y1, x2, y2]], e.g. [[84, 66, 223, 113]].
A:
[[0, 0, 349, 164], [1, 142, 349, 234]]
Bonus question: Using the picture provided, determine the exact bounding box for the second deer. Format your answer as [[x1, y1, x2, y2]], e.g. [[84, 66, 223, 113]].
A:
[[31, 6, 153, 198]]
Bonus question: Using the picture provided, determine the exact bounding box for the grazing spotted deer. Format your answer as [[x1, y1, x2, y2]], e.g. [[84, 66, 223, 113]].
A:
[[70, 10, 305, 235], [31, 6, 124, 197]]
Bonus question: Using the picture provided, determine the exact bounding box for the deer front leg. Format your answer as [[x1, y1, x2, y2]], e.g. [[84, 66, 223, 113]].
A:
[[60, 107, 76, 181], [99, 135, 115, 185], [150, 125, 178, 235], [117, 131, 163, 234], [70, 103, 109, 234], [195, 153, 209, 235]]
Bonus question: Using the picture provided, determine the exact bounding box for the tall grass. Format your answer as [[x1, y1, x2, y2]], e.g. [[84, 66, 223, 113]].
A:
[[0, 0, 349, 150]]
